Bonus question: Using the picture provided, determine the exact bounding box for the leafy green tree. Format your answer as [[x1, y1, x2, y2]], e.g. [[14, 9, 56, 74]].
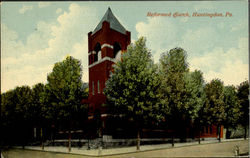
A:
[[1, 89, 17, 126], [1, 86, 33, 146], [185, 70, 206, 142], [223, 86, 241, 130], [159, 48, 188, 122], [15, 86, 33, 147], [15, 86, 33, 120], [184, 70, 206, 121], [46, 56, 87, 151], [1, 89, 17, 145], [27, 83, 46, 125], [104, 37, 161, 150], [237, 80, 249, 139], [203, 79, 225, 142], [38, 84, 53, 149], [159, 48, 204, 140]]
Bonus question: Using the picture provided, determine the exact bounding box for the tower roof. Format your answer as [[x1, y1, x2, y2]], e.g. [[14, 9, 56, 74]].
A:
[[92, 7, 127, 35]]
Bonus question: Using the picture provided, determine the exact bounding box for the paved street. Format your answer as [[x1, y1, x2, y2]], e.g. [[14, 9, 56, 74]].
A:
[[2, 139, 249, 158]]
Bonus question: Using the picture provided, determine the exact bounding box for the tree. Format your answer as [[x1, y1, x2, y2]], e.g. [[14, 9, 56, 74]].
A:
[[104, 37, 161, 150], [1, 89, 17, 145], [1, 89, 16, 126], [159, 48, 188, 121], [29, 83, 47, 147], [237, 80, 249, 139], [1, 86, 33, 147], [46, 56, 87, 151], [159, 48, 204, 141], [184, 70, 206, 122], [185, 70, 206, 143], [15, 86, 33, 147], [223, 86, 241, 130], [28, 83, 46, 125], [203, 79, 225, 142]]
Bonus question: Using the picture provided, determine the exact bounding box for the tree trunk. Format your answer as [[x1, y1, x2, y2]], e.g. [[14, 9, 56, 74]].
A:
[[41, 128, 44, 150], [172, 134, 174, 147], [244, 126, 247, 140], [22, 129, 25, 149], [68, 129, 71, 152], [136, 129, 140, 150], [198, 126, 201, 144], [21, 124, 26, 149], [52, 132, 55, 146], [218, 125, 221, 142], [51, 125, 55, 146], [87, 128, 90, 150]]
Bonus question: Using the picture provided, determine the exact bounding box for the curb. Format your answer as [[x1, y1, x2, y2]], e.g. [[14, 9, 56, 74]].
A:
[[11, 138, 248, 157]]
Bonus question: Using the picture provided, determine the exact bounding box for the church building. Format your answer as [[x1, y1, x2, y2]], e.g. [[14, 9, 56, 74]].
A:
[[82, 8, 223, 140], [82, 8, 130, 137]]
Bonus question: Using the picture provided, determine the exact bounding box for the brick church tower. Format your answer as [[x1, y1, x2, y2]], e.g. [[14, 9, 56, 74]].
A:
[[86, 8, 130, 121]]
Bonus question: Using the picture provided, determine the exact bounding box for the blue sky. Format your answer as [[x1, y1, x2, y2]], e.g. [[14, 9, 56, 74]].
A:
[[1, 1, 248, 92]]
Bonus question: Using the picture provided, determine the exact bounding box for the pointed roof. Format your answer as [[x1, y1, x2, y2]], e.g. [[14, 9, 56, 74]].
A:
[[92, 7, 127, 35]]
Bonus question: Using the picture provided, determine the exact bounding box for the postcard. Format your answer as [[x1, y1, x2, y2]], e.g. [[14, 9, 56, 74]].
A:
[[1, 1, 249, 157]]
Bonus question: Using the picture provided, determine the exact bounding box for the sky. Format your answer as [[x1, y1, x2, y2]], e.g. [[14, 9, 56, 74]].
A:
[[1, 1, 249, 92]]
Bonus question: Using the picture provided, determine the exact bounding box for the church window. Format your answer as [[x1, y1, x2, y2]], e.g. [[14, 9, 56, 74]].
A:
[[98, 80, 100, 93]]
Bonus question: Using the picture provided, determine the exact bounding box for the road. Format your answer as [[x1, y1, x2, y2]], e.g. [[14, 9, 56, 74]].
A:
[[2, 139, 249, 158]]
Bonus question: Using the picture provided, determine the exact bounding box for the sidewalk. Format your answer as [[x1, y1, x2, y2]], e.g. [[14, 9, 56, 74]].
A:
[[21, 138, 248, 156]]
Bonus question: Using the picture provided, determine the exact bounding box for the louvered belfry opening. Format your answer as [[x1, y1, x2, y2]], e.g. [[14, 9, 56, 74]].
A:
[[94, 43, 101, 62], [113, 42, 121, 58]]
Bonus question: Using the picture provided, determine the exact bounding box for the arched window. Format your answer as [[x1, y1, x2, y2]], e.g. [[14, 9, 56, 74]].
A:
[[98, 80, 100, 94], [94, 43, 101, 62], [92, 81, 95, 95], [113, 42, 121, 58]]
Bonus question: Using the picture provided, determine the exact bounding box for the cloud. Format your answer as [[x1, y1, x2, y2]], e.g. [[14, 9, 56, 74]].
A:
[[189, 37, 248, 85], [136, 17, 178, 62], [135, 15, 248, 86], [19, 5, 33, 14], [204, 60, 248, 86], [180, 27, 219, 59], [2, 65, 53, 92], [56, 8, 62, 14], [2, 3, 99, 92], [70, 38, 89, 82], [38, 2, 51, 8]]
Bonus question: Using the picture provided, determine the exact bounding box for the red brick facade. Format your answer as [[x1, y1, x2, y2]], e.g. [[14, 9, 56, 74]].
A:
[[86, 10, 130, 117], [199, 125, 223, 138]]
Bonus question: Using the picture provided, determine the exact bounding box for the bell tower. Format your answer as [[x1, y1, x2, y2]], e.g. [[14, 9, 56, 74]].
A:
[[87, 8, 131, 118]]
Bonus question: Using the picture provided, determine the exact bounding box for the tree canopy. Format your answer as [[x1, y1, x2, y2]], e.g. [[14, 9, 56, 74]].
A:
[[105, 37, 161, 122], [46, 56, 87, 122], [223, 85, 241, 129], [237, 80, 249, 139], [104, 37, 161, 149], [203, 79, 226, 125]]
